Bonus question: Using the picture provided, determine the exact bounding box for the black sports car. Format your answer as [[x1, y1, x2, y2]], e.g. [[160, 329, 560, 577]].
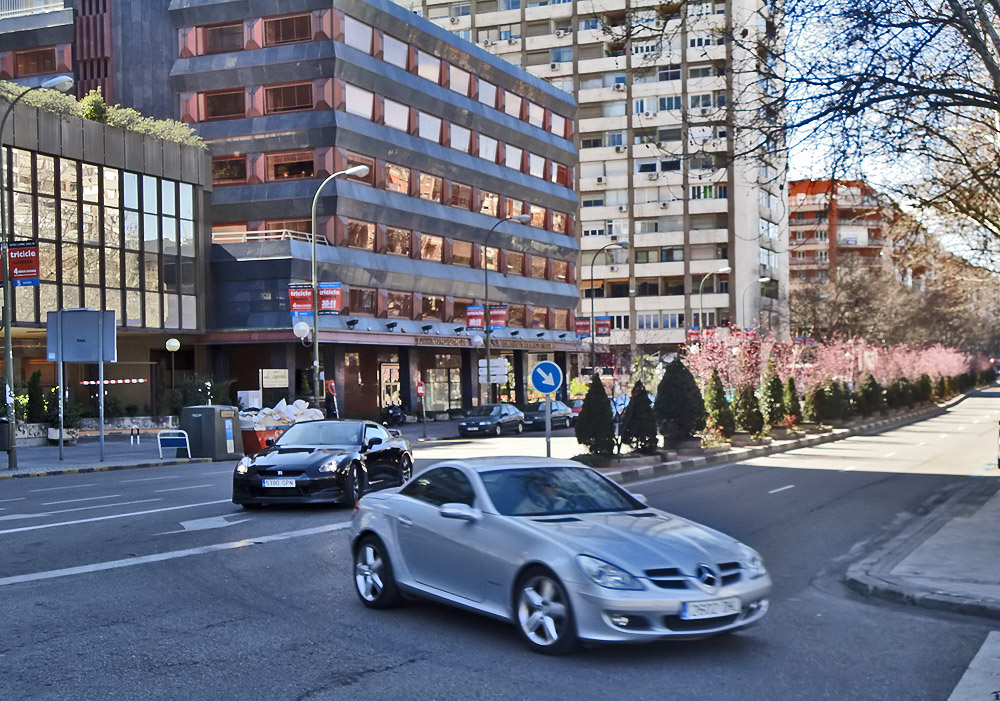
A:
[[232, 420, 413, 509]]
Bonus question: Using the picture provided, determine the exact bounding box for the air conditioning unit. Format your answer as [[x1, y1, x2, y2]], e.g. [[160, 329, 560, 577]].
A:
[[646, 173, 658, 181], [660, 201, 670, 208], [700, 107, 710, 115], [654, 20, 665, 28], [614, 145, 626, 153], [612, 83, 625, 91], [596, 176, 605, 183], [550, 62, 560, 70], [449, 16, 459, 24], [482, 39, 493, 46], [555, 29, 565, 37], [617, 205, 628, 212], [508, 37, 518, 44], [609, 265, 619, 272], [643, 111, 652, 118]]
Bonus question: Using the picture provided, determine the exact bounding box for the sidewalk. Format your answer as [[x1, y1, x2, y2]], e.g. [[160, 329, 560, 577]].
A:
[[1, 398, 998, 622]]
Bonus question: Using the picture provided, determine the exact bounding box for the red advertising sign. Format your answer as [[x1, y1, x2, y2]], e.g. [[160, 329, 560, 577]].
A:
[[466, 305, 485, 328], [0, 242, 39, 286], [703, 328, 717, 341], [288, 283, 341, 316], [575, 317, 591, 338], [317, 283, 341, 314], [595, 316, 612, 337], [686, 328, 701, 344], [488, 305, 508, 329]]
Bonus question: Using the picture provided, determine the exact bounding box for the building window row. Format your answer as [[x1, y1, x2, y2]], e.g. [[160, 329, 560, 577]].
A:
[[188, 12, 314, 56]]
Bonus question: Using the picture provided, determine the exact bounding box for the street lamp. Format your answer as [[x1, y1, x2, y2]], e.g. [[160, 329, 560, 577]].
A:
[[483, 213, 530, 403], [740, 276, 772, 328], [697, 265, 731, 333], [309, 163, 369, 406], [0, 75, 74, 470], [165, 338, 180, 391], [588, 241, 629, 374]]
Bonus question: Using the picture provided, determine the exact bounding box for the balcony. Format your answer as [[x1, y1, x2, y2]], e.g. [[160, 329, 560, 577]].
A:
[[0, 0, 62, 21]]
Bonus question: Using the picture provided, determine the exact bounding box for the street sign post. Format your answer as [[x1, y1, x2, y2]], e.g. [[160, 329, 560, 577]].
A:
[[416, 382, 426, 439], [530, 361, 564, 458]]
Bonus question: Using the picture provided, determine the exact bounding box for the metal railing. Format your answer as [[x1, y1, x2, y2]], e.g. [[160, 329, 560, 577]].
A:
[[0, 0, 62, 21], [211, 228, 330, 246]]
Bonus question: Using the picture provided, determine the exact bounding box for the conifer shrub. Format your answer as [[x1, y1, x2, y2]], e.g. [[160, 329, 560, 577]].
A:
[[802, 385, 823, 423], [703, 369, 735, 438], [862, 374, 886, 415], [620, 381, 658, 454], [26, 370, 46, 424], [759, 363, 785, 427], [915, 374, 933, 403], [574, 374, 615, 456], [783, 377, 802, 424], [654, 356, 706, 443], [732, 384, 764, 435]]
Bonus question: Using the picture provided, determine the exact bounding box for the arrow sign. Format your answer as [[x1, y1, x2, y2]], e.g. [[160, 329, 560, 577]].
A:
[[157, 515, 249, 534], [530, 361, 563, 395]]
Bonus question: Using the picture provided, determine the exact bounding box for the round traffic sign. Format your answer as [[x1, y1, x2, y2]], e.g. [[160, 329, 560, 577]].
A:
[[416, 381, 425, 396], [530, 361, 563, 395]]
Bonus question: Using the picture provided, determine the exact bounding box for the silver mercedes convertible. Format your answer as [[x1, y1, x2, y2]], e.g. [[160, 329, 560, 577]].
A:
[[349, 457, 772, 654]]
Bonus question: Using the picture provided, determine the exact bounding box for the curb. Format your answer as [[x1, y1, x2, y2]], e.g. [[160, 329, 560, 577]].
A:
[[844, 478, 1000, 621], [0, 457, 214, 481]]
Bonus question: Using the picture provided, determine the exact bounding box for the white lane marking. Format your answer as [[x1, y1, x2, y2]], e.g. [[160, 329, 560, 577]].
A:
[[120, 475, 183, 483], [838, 466, 856, 472], [939, 434, 948, 439], [884, 452, 896, 458], [916, 442, 926, 447], [947, 631, 1000, 701], [0, 521, 352, 587], [164, 515, 249, 533], [768, 484, 795, 494], [0, 499, 161, 521], [42, 494, 122, 506], [958, 426, 966, 431], [0, 497, 25, 503], [154, 484, 212, 493], [0, 499, 231, 536], [29, 484, 97, 492], [972, 420, 980, 424]]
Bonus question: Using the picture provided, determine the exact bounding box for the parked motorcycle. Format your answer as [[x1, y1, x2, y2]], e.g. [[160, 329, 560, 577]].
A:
[[382, 404, 404, 426]]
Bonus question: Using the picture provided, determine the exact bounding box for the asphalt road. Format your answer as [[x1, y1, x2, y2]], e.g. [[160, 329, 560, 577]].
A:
[[1, 392, 998, 700]]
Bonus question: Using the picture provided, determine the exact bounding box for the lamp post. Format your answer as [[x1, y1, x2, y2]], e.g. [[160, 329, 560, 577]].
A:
[[588, 241, 629, 374], [309, 163, 369, 406], [483, 213, 530, 403], [165, 338, 180, 391], [1, 75, 74, 470], [740, 276, 772, 329], [697, 265, 731, 333]]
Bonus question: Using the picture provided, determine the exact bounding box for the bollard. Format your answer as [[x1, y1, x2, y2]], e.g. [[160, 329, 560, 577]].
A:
[[130, 427, 140, 445]]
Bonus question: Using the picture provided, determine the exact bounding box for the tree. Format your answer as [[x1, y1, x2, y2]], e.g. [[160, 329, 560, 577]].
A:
[[620, 381, 658, 455], [79, 88, 109, 124], [574, 374, 615, 456], [654, 356, 705, 443], [733, 384, 764, 435], [26, 370, 46, 423], [703, 369, 735, 438], [783, 377, 802, 423], [759, 362, 785, 427]]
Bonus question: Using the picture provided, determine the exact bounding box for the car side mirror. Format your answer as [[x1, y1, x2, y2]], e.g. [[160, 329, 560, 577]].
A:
[[439, 503, 481, 522], [365, 437, 383, 450], [631, 493, 647, 503], [265, 438, 275, 447]]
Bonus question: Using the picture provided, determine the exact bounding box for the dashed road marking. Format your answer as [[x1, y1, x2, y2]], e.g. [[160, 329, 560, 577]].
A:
[[0, 499, 230, 536], [120, 475, 183, 483], [29, 484, 96, 492], [42, 494, 122, 506], [0, 497, 25, 503], [884, 452, 896, 458], [768, 485, 795, 494], [155, 484, 212, 493]]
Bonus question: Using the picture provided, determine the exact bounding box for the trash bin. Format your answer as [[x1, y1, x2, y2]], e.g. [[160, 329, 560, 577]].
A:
[[0, 417, 8, 452], [241, 428, 284, 455], [179, 405, 243, 461]]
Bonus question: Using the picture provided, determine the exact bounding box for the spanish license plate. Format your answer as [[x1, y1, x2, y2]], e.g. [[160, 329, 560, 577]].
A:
[[681, 597, 741, 620], [466, 427, 479, 432], [262, 478, 296, 488]]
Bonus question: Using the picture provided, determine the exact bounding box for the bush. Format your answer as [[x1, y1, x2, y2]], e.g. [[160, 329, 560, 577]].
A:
[[783, 377, 802, 424], [823, 379, 848, 421], [733, 384, 764, 435], [935, 376, 947, 400], [46, 398, 83, 429], [654, 357, 706, 442], [80, 88, 109, 123], [574, 374, 615, 456], [886, 378, 915, 409], [915, 374, 933, 403], [850, 386, 867, 417], [759, 363, 785, 427], [26, 371, 46, 423], [103, 392, 125, 419], [703, 369, 735, 438], [802, 385, 823, 423], [620, 382, 658, 454]]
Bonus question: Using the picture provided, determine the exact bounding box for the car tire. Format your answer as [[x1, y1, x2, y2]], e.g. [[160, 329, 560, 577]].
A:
[[339, 464, 362, 508], [514, 567, 578, 655], [399, 455, 413, 484], [353, 535, 403, 609], [516, 422, 524, 435], [494, 424, 503, 437]]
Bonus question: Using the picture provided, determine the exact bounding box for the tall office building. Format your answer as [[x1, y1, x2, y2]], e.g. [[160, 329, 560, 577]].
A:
[[404, 0, 788, 369]]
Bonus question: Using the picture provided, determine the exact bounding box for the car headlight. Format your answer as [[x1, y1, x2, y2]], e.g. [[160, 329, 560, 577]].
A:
[[738, 544, 766, 578], [576, 555, 644, 590], [478, 421, 490, 426], [235, 456, 251, 475], [318, 458, 345, 473]]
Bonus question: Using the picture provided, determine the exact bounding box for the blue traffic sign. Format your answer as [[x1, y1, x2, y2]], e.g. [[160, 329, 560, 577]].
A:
[[530, 361, 563, 395]]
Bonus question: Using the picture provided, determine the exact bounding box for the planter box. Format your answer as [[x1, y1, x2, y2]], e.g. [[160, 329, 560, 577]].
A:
[[769, 427, 796, 440], [47, 427, 79, 445], [797, 422, 827, 434], [79, 416, 177, 431], [701, 444, 731, 454], [730, 432, 758, 447]]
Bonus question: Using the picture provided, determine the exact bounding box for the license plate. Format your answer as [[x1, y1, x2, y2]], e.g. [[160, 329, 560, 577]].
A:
[[681, 597, 741, 620], [262, 478, 296, 488], [466, 427, 479, 431]]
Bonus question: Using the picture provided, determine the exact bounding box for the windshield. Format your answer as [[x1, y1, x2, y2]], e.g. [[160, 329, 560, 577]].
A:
[[524, 402, 544, 412], [275, 422, 360, 446], [480, 467, 643, 516], [466, 405, 501, 417]]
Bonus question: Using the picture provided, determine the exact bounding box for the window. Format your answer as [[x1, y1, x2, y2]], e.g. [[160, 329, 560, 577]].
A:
[[690, 93, 713, 109], [266, 151, 314, 181], [581, 195, 605, 207], [386, 164, 409, 194], [387, 291, 413, 318], [345, 84, 373, 118], [421, 234, 444, 261], [479, 80, 497, 108], [451, 183, 473, 210], [528, 153, 545, 178], [689, 66, 714, 79], [202, 23, 244, 54], [451, 124, 471, 152], [204, 90, 245, 120], [506, 250, 524, 275], [418, 174, 443, 202], [266, 219, 310, 235], [553, 260, 569, 282], [659, 65, 680, 81], [386, 228, 411, 256], [506, 198, 523, 218], [530, 256, 547, 279], [346, 153, 374, 185], [417, 50, 441, 83], [581, 135, 603, 149], [348, 286, 377, 315], [383, 99, 409, 131], [264, 14, 311, 46], [505, 145, 522, 170], [450, 65, 470, 96], [661, 247, 683, 262], [400, 467, 474, 506], [550, 113, 565, 138], [344, 16, 372, 53], [383, 35, 408, 69], [532, 307, 548, 328], [346, 220, 375, 250], [659, 95, 682, 111], [484, 247, 499, 271], [15, 48, 56, 77], [638, 313, 660, 329], [211, 156, 247, 185], [552, 211, 568, 234], [264, 83, 312, 114], [528, 102, 545, 127], [659, 127, 682, 142], [422, 295, 444, 320], [530, 205, 546, 228], [452, 240, 473, 266], [479, 135, 498, 162], [418, 111, 441, 142], [504, 92, 522, 119], [479, 191, 498, 216]]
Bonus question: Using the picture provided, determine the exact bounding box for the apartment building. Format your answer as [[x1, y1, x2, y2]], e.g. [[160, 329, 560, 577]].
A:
[[402, 0, 788, 366], [0, 0, 580, 417]]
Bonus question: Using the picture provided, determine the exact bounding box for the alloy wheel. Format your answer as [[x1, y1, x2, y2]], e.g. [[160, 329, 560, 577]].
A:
[[355, 543, 385, 603], [516, 573, 574, 652], [400, 455, 412, 483]]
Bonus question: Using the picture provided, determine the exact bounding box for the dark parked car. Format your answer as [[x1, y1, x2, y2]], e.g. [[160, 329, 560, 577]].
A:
[[522, 400, 575, 430], [232, 420, 413, 509], [458, 403, 524, 437]]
